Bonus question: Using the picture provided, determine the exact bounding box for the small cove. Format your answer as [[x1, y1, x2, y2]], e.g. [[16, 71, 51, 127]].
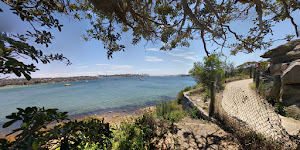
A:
[[0, 76, 195, 134]]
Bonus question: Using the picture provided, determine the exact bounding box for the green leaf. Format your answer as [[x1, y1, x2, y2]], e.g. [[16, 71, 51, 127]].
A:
[[23, 73, 31, 80], [12, 69, 21, 77], [3, 120, 16, 128]]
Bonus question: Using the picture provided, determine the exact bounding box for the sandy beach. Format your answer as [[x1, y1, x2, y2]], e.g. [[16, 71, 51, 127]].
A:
[[0, 106, 156, 141]]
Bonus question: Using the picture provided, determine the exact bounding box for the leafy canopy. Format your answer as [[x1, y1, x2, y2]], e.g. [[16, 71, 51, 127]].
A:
[[1, 0, 299, 79]]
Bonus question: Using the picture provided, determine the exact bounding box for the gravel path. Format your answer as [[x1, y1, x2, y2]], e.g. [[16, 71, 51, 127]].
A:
[[221, 79, 291, 140], [155, 117, 240, 150]]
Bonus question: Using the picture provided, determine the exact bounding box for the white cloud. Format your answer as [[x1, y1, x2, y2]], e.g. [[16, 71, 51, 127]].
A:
[[168, 51, 198, 61], [185, 63, 193, 66], [184, 56, 197, 60], [172, 60, 184, 63], [144, 56, 164, 62], [145, 48, 160, 51], [95, 64, 133, 69], [77, 65, 89, 68], [173, 49, 185, 52]]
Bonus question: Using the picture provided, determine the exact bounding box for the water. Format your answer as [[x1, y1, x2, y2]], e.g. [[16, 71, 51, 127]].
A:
[[0, 76, 195, 133]]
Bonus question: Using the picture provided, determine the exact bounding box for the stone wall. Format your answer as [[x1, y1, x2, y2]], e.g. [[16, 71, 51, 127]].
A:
[[261, 39, 300, 116], [182, 92, 212, 121]]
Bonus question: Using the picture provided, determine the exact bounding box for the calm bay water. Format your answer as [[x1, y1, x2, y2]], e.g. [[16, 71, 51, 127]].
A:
[[0, 76, 195, 133]]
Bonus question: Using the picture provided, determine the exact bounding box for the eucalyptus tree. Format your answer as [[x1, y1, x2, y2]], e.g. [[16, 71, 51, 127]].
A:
[[1, 0, 299, 79]]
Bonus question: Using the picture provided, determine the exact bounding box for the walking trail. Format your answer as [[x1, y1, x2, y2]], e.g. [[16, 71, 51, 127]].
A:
[[222, 79, 300, 140]]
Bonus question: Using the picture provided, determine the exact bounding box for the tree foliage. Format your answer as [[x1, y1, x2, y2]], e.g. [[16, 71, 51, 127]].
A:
[[0, 107, 112, 149], [0, 33, 70, 80], [1, 0, 299, 79], [84, 0, 300, 56], [189, 54, 224, 88]]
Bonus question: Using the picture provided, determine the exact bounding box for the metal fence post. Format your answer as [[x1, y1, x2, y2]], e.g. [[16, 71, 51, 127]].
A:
[[209, 81, 215, 117], [256, 70, 260, 88], [274, 75, 281, 102], [250, 67, 252, 78], [253, 68, 256, 82]]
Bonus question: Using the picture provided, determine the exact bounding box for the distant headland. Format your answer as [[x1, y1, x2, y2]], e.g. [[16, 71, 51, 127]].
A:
[[0, 74, 190, 87], [0, 74, 148, 87]]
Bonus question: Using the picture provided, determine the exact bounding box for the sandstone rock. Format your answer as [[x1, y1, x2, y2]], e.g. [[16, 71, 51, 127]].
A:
[[282, 95, 300, 106], [282, 84, 300, 95], [286, 50, 300, 58], [286, 103, 300, 116], [269, 63, 289, 76], [269, 55, 295, 64], [293, 44, 300, 51], [281, 85, 300, 106], [261, 39, 300, 58], [281, 62, 300, 84], [286, 44, 300, 59]]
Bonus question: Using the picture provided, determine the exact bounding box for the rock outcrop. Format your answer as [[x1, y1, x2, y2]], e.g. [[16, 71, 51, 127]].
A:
[[261, 39, 300, 116]]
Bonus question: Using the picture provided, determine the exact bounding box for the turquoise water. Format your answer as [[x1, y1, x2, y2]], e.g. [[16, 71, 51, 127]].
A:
[[0, 76, 195, 133]]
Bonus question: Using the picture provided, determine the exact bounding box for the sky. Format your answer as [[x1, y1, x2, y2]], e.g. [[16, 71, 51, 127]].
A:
[[0, 2, 299, 78]]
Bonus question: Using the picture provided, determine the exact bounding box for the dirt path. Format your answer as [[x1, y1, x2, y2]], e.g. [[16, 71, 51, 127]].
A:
[[222, 79, 300, 140], [155, 117, 240, 150]]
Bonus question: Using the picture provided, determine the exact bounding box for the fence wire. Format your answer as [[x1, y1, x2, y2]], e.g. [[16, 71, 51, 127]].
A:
[[222, 87, 290, 142]]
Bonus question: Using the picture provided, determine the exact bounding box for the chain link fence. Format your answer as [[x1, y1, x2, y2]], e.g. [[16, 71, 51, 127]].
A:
[[222, 87, 290, 141]]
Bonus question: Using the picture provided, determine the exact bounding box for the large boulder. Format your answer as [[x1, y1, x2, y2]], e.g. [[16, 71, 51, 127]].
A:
[[269, 63, 289, 76], [281, 84, 300, 106], [268, 45, 300, 64], [261, 39, 300, 58], [269, 55, 293, 64], [286, 103, 300, 117], [286, 44, 300, 59], [281, 62, 300, 84]]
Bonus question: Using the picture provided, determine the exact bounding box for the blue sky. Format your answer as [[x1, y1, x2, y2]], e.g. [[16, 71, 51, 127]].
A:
[[0, 2, 299, 77]]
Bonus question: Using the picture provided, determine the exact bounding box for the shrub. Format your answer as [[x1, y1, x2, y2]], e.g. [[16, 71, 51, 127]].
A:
[[156, 99, 187, 122], [188, 107, 200, 119], [176, 86, 192, 104], [189, 54, 225, 88], [202, 88, 211, 102], [274, 103, 286, 116], [112, 114, 156, 150], [0, 107, 112, 149]]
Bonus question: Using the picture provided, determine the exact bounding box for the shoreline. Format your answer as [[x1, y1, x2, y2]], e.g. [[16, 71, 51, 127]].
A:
[[0, 105, 156, 141]]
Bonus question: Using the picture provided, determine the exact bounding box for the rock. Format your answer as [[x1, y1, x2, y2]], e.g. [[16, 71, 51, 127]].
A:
[[281, 85, 300, 106], [286, 50, 300, 58], [269, 63, 289, 76], [282, 84, 300, 95], [269, 55, 295, 64], [286, 103, 300, 116], [261, 39, 300, 58], [281, 62, 300, 84], [293, 44, 300, 51], [282, 95, 300, 106]]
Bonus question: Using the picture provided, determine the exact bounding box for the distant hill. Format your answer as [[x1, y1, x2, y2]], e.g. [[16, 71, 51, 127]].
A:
[[0, 74, 151, 87]]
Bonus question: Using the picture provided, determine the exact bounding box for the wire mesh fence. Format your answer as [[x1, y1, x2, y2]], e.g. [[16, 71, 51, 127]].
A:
[[222, 87, 290, 141]]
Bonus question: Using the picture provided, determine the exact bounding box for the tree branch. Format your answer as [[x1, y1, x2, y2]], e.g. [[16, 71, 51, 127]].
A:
[[181, 0, 216, 37], [280, 0, 299, 37], [201, 29, 210, 56]]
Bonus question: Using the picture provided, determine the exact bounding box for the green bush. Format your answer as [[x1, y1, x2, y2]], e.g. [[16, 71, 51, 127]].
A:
[[274, 103, 286, 116], [156, 99, 187, 122], [202, 88, 211, 101], [188, 107, 200, 119], [112, 114, 156, 150], [0, 107, 112, 150], [232, 73, 249, 79], [189, 54, 225, 88], [176, 86, 192, 104]]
